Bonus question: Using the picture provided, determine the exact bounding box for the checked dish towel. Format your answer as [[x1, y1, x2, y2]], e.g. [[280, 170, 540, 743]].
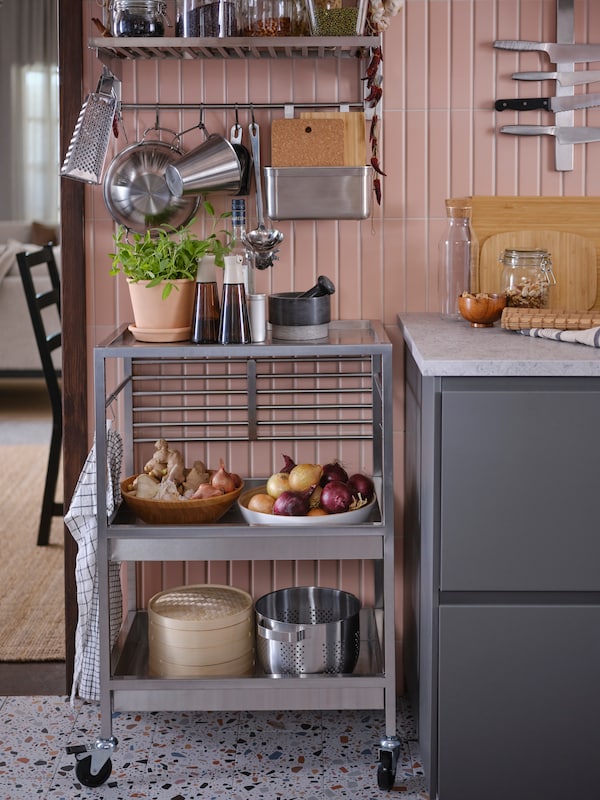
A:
[[65, 421, 123, 703]]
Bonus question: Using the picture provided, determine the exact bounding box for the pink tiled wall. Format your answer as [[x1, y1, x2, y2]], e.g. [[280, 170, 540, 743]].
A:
[[81, 0, 599, 688]]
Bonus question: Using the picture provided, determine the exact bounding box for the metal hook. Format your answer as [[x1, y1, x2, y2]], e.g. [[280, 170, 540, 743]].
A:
[[234, 104, 241, 138], [154, 107, 160, 130], [250, 104, 257, 135]]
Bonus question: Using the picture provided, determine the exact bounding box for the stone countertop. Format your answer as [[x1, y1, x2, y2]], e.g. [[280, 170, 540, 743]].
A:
[[398, 312, 600, 377]]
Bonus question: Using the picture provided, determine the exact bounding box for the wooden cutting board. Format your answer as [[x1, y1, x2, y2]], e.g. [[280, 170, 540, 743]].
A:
[[478, 230, 597, 311], [270, 119, 345, 167], [299, 111, 366, 166], [468, 196, 600, 310]]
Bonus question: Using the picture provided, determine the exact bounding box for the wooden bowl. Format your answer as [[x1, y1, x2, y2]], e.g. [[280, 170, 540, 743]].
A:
[[458, 292, 507, 328], [120, 475, 244, 525]]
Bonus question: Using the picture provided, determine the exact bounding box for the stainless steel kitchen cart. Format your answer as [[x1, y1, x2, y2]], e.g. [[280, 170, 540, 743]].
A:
[[67, 320, 399, 790]]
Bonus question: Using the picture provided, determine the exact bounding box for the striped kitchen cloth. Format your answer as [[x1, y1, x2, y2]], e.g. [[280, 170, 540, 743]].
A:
[[519, 326, 600, 348]]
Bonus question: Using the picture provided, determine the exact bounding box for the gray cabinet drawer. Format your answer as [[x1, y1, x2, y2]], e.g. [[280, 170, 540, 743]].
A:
[[440, 386, 600, 591], [438, 603, 600, 800]]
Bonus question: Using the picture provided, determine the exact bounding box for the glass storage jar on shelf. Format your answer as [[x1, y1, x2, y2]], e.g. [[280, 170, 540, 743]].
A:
[[176, 0, 240, 36], [111, 0, 169, 36], [243, 0, 294, 36], [500, 249, 556, 309]]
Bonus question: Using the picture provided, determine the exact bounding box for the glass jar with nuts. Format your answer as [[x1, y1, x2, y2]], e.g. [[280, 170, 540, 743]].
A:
[[500, 248, 556, 309], [244, 0, 293, 35]]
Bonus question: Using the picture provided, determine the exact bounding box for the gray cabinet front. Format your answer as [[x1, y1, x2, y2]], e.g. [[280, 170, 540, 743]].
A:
[[438, 603, 600, 800], [403, 352, 600, 800], [440, 382, 600, 591]]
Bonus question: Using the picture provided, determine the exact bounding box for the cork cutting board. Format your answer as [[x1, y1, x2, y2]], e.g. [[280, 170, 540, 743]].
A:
[[478, 230, 597, 311], [299, 111, 366, 166], [468, 196, 600, 311], [270, 118, 345, 167]]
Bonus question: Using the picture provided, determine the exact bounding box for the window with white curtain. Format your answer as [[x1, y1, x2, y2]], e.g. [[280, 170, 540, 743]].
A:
[[11, 63, 60, 224], [0, 0, 58, 222]]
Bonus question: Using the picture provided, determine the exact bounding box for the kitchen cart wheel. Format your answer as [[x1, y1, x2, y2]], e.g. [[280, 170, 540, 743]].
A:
[[75, 754, 112, 787], [377, 749, 396, 790]]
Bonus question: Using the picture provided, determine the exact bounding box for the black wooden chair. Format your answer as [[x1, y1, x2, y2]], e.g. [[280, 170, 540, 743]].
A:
[[17, 245, 63, 546]]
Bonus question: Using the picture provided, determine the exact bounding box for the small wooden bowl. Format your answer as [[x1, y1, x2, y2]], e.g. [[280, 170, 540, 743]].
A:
[[120, 475, 244, 525], [458, 292, 507, 328]]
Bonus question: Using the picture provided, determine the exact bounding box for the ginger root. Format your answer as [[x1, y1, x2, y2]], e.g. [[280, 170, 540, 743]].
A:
[[144, 438, 171, 479], [183, 460, 209, 493], [132, 473, 160, 499]]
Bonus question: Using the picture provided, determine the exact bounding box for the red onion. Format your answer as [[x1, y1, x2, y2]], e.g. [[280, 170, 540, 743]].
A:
[[280, 453, 296, 474], [319, 480, 353, 514], [320, 460, 349, 487], [273, 486, 314, 516], [348, 473, 375, 503]]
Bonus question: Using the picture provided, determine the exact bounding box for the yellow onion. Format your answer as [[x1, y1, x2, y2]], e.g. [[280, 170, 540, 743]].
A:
[[289, 463, 323, 492], [266, 472, 291, 499], [248, 493, 275, 514]]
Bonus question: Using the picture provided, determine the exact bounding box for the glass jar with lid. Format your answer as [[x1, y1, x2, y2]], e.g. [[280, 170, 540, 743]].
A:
[[112, 0, 168, 36], [244, 0, 293, 36], [500, 248, 556, 309], [176, 0, 240, 36]]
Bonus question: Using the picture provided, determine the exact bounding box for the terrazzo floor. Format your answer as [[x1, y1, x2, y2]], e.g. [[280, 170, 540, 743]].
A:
[[0, 695, 428, 799]]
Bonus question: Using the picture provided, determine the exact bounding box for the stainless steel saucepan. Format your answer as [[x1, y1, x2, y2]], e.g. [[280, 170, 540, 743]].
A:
[[103, 127, 199, 234]]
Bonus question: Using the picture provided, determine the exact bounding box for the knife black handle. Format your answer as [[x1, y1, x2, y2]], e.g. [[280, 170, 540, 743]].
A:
[[495, 97, 550, 111]]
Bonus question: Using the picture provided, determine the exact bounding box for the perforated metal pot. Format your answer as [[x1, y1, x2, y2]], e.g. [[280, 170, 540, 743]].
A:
[[255, 586, 360, 675]]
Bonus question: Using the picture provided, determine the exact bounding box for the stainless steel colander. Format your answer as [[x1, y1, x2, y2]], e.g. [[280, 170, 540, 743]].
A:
[[255, 586, 360, 675]]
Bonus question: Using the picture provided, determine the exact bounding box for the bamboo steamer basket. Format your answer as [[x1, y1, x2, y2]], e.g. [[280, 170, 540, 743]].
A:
[[148, 584, 254, 678]]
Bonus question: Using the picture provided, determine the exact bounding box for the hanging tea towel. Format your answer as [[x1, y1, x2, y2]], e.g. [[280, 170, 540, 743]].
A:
[[65, 420, 123, 703], [519, 326, 600, 348]]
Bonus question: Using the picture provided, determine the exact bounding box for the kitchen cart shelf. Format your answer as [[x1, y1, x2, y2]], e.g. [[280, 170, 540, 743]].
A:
[[68, 320, 398, 790], [90, 36, 380, 66]]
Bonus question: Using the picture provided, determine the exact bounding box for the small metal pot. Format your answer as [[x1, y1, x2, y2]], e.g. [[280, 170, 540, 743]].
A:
[[103, 128, 199, 234], [165, 134, 242, 197], [255, 586, 361, 675]]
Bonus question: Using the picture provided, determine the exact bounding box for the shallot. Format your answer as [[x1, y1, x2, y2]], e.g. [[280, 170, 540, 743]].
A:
[[191, 483, 224, 500], [211, 458, 237, 494]]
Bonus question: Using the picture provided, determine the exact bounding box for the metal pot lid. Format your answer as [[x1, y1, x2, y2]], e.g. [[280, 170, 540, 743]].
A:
[[103, 138, 199, 234]]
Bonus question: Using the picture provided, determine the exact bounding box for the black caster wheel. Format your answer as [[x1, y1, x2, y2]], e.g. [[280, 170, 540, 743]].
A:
[[75, 754, 112, 787], [377, 749, 395, 791]]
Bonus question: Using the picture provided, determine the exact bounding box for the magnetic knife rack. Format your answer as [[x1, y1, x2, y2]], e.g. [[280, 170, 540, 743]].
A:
[[495, 0, 575, 171]]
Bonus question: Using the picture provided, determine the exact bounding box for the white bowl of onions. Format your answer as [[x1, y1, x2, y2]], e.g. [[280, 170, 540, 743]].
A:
[[238, 485, 377, 526]]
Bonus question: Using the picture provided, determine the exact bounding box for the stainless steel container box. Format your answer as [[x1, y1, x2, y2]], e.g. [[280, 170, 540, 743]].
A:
[[264, 166, 371, 220]]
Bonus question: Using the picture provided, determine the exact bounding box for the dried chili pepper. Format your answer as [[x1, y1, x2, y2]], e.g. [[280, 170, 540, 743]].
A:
[[369, 113, 379, 144], [364, 46, 383, 84], [371, 156, 387, 177], [365, 83, 383, 107], [373, 177, 382, 206]]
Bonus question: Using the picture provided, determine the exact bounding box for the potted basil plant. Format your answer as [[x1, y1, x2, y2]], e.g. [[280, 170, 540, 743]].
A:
[[109, 202, 232, 338]]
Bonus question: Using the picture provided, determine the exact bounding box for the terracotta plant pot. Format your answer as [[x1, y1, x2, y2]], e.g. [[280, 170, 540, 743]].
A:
[[128, 278, 196, 339]]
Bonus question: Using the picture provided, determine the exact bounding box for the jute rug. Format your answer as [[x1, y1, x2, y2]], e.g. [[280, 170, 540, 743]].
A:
[[0, 443, 64, 661]]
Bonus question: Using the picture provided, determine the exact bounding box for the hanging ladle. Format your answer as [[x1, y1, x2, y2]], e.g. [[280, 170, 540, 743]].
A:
[[243, 121, 284, 254]]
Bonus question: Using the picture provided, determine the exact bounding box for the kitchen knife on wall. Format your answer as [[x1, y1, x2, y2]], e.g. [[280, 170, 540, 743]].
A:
[[495, 93, 600, 112], [500, 125, 600, 144], [513, 70, 600, 86], [494, 40, 600, 63]]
